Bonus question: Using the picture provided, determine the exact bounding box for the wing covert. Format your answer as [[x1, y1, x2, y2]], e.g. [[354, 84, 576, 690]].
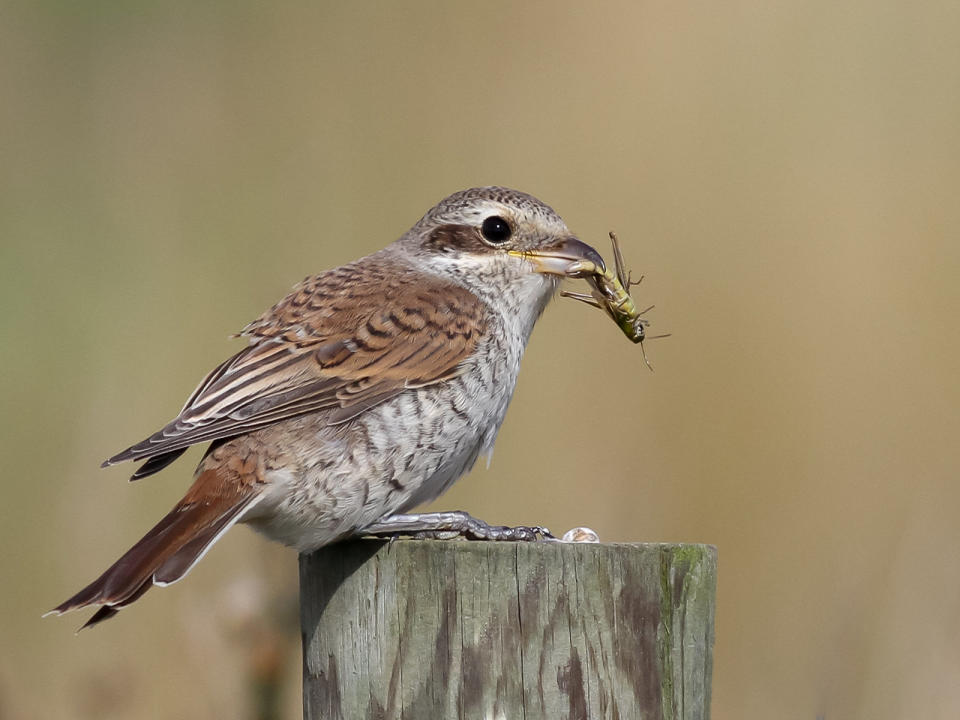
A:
[[104, 267, 488, 472]]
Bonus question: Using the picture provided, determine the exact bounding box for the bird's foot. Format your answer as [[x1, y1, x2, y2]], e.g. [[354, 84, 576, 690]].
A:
[[359, 511, 555, 542]]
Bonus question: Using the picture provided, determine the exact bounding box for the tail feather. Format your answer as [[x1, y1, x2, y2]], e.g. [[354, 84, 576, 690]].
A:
[[48, 485, 261, 627], [155, 499, 259, 585], [79, 579, 153, 630], [129, 449, 188, 481]]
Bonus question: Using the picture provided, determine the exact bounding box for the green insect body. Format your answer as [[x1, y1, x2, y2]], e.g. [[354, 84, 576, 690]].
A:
[[561, 232, 664, 369]]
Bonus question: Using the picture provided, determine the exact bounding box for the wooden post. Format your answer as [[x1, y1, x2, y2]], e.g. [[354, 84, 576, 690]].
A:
[[300, 540, 716, 720]]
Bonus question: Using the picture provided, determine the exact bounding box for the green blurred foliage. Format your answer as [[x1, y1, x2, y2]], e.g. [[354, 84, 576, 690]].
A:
[[2, 1, 959, 718]]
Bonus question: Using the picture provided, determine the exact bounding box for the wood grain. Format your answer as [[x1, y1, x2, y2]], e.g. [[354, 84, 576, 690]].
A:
[[300, 540, 716, 720]]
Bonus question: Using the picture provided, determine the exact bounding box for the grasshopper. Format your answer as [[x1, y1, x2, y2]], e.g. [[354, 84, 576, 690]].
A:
[[561, 232, 668, 370]]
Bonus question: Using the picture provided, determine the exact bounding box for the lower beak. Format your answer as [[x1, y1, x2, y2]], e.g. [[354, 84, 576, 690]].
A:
[[510, 238, 606, 276]]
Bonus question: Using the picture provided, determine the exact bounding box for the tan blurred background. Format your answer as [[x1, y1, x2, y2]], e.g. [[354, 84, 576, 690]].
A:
[[2, 1, 959, 718]]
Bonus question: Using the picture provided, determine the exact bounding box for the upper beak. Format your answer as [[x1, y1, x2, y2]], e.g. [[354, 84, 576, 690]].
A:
[[509, 237, 606, 277]]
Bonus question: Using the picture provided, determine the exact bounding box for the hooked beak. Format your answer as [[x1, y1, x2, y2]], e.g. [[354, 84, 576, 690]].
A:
[[509, 237, 606, 277]]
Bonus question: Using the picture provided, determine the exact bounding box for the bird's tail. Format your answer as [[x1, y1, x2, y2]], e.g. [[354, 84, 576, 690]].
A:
[[47, 472, 262, 630]]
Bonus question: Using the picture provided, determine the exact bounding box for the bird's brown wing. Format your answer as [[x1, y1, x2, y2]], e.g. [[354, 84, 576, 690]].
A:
[[104, 262, 488, 471]]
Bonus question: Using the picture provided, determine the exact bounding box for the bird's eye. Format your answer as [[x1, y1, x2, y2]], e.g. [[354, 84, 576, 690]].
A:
[[480, 216, 512, 244]]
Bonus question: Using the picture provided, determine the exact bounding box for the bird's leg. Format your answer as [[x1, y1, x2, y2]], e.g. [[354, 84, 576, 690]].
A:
[[358, 511, 555, 542]]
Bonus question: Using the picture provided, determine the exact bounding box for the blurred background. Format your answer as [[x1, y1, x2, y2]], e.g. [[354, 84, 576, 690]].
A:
[[2, 1, 958, 718]]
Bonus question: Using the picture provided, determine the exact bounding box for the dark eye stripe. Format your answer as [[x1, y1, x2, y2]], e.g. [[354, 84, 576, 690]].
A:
[[424, 223, 489, 253]]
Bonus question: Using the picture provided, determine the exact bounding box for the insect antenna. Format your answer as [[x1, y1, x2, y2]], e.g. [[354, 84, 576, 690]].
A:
[[638, 332, 672, 372], [639, 339, 655, 372]]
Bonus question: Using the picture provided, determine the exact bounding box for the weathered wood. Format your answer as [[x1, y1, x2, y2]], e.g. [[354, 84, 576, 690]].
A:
[[300, 540, 716, 720]]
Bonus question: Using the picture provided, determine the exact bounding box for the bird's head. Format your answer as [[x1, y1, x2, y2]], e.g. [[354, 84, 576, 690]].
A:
[[398, 187, 605, 302]]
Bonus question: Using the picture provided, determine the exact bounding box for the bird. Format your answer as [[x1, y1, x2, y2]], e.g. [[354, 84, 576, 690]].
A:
[[48, 186, 606, 629]]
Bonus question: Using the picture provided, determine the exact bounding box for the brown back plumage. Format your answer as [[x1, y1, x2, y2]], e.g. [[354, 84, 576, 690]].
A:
[[105, 255, 488, 476]]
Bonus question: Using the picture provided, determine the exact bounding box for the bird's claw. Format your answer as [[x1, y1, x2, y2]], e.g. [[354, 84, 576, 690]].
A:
[[359, 511, 555, 543]]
